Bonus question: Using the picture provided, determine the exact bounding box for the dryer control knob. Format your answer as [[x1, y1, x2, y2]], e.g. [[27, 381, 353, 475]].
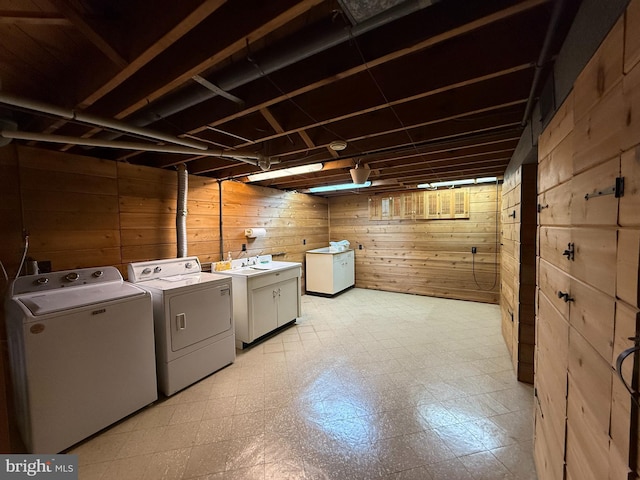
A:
[[185, 262, 193, 269], [93, 270, 104, 278], [65, 272, 80, 282], [35, 277, 49, 285], [142, 268, 152, 275], [154, 266, 162, 273]]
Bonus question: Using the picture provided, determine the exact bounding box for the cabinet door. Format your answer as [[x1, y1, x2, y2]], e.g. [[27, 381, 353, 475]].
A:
[[344, 250, 355, 287], [277, 278, 299, 326], [333, 253, 346, 292], [251, 285, 278, 339], [368, 196, 381, 220], [425, 191, 439, 219]]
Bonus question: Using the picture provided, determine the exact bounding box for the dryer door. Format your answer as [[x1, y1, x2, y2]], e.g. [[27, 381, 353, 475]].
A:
[[169, 283, 232, 352]]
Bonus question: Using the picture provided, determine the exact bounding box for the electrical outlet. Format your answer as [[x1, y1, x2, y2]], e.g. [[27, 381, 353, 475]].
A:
[[471, 247, 477, 254], [241, 243, 246, 251]]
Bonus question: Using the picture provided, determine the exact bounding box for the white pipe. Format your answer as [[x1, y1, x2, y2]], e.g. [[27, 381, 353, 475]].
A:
[[0, 129, 262, 166], [176, 164, 188, 258], [0, 91, 209, 151]]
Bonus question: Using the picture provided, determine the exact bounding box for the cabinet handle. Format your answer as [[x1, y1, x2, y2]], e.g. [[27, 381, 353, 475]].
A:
[[562, 243, 575, 261], [557, 291, 574, 303], [615, 337, 640, 408]]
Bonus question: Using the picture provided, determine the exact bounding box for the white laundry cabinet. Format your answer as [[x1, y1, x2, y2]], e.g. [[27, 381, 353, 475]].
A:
[[305, 248, 355, 296], [225, 261, 301, 348]]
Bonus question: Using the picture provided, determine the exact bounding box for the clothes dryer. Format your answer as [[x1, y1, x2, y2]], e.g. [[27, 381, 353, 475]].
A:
[[128, 257, 234, 396]]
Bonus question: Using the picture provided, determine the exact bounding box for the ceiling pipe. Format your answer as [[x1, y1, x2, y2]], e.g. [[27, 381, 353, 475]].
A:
[[0, 91, 209, 151], [106, 0, 441, 130], [520, 0, 566, 127], [0, 129, 262, 165]]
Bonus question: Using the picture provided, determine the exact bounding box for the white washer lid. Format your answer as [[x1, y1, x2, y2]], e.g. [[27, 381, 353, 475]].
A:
[[17, 282, 146, 317]]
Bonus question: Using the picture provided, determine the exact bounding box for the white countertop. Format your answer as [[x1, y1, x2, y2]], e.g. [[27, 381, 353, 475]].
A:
[[222, 261, 301, 277], [306, 247, 353, 254]]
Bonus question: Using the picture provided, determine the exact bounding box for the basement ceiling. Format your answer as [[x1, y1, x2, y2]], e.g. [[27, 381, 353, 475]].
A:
[[0, 0, 581, 196]]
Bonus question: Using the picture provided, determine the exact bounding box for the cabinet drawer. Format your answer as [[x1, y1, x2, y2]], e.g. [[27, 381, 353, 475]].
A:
[[248, 266, 301, 290]]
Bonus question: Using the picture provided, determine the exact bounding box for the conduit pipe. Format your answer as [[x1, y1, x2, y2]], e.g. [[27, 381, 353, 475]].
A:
[[0, 129, 262, 166], [177, 164, 188, 258], [0, 91, 209, 151], [107, 0, 440, 129], [520, 0, 566, 126]]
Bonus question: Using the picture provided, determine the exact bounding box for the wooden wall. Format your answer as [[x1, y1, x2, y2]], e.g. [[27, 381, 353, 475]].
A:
[[221, 181, 329, 265], [0, 146, 329, 275], [328, 183, 501, 304], [500, 164, 537, 384], [534, 4, 640, 479], [0, 145, 329, 452]]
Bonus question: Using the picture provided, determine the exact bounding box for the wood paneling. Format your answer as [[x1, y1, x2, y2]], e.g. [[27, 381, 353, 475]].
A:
[[501, 163, 536, 382], [222, 181, 328, 269], [18, 147, 120, 272], [535, 5, 640, 478], [329, 183, 500, 304]]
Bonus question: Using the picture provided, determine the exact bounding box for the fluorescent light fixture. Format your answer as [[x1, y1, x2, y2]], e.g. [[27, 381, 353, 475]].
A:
[[475, 176, 498, 184], [417, 176, 498, 189], [309, 181, 371, 193], [246, 163, 323, 182]]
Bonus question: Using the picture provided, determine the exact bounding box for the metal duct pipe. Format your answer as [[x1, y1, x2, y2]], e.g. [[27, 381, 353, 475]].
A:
[[0, 91, 208, 150], [0, 129, 262, 166], [116, 0, 440, 128], [177, 164, 188, 258]]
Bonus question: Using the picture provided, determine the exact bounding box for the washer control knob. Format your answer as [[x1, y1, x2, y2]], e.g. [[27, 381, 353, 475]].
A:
[[154, 266, 162, 273], [65, 272, 80, 282], [142, 268, 152, 275], [93, 270, 104, 278], [185, 262, 193, 269], [35, 277, 49, 285]]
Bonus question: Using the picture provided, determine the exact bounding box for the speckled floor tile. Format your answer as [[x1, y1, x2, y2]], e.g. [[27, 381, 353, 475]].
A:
[[69, 288, 537, 480]]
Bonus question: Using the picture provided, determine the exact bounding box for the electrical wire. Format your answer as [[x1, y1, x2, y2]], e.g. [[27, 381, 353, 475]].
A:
[[246, 55, 366, 158], [16, 234, 29, 280], [0, 260, 8, 283], [345, 24, 444, 184]]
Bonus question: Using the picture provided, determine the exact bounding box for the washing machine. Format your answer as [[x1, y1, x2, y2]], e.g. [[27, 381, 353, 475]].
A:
[[127, 257, 235, 396], [4, 266, 158, 453]]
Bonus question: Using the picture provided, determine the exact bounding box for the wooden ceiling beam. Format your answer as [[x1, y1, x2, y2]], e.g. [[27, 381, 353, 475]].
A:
[[101, 0, 325, 121], [80, 0, 227, 109], [259, 107, 284, 134], [227, 64, 532, 155], [50, 0, 128, 69], [0, 11, 72, 25], [184, 0, 549, 135]]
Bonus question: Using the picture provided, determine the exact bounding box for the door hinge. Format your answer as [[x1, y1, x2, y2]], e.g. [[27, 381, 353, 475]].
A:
[[584, 176, 624, 200]]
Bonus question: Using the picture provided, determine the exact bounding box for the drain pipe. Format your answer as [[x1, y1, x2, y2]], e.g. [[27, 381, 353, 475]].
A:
[[177, 164, 188, 258], [0, 129, 263, 166], [218, 179, 224, 261], [0, 91, 208, 150]]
